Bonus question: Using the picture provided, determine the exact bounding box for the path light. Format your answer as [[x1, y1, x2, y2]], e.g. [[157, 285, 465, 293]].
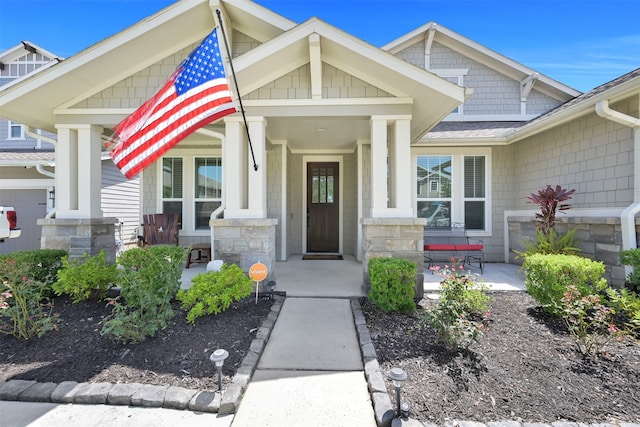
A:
[[387, 367, 407, 417], [210, 349, 229, 391], [266, 280, 276, 301]]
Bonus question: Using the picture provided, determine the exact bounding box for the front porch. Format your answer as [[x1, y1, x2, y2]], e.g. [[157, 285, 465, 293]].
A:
[[180, 257, 526, 297]]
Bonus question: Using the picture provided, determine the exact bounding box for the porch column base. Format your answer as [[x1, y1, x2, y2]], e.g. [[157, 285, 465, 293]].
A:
[[37, 217, 117, 263], [210, 218, 278, 287], [361, 217, 427, 298]]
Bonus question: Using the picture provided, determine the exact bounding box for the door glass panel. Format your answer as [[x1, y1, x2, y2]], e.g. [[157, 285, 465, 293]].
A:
[[311, 166, 335, 205]]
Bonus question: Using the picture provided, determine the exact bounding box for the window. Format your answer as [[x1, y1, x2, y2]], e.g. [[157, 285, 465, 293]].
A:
[[194, 157, 222, 230], [160, 154, 223, 233], [432, 69, 468, 115], [162, 158, 183, 227], [416, 152, 489, 231], [8, 121, 24, 140], [417, 155, 451, 227]]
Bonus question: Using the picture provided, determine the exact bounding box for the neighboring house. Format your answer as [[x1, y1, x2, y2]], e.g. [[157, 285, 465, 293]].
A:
[[0, 42, 140, 256], [0, 0, 637, 289]]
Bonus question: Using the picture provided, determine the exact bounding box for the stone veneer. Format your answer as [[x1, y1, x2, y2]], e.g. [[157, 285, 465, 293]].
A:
[[211, 218, 278, 286], [37, 217, 117, 263], [361, 217, 427, 298], [508, 216, 640, 287]]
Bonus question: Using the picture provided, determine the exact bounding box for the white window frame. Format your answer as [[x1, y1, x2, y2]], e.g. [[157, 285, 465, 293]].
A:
[[8, 121, 25, 140], [157, 148, 222, 236], [413, 147, 491, 236], [432, 68, 468, 116]]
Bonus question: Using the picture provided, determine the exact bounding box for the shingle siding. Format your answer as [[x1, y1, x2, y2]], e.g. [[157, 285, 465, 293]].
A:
[[395, 41, 563, 116], [509, 95, 638, 209]]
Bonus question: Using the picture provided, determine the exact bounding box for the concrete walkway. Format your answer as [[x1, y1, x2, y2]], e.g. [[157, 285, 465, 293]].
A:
[[231, 298, 376, 427]]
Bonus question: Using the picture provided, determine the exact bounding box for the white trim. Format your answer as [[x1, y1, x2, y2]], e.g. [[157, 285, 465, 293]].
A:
[[302, 155, 344, 254], [0, 179, 54, 189], [157, 146, 222, 237]]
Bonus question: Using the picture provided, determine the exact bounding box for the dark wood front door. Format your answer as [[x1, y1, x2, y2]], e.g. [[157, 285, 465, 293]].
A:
[[307, 162, 339, 253]]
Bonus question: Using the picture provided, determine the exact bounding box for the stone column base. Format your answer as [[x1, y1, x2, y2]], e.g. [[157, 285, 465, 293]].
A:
[[210, 218, 278, 286], [361, 218, 427, 298], [37, 217, 117, 263]]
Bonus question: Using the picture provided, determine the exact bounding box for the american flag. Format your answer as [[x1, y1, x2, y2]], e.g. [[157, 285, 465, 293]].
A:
[[110, 29, 237, 179]]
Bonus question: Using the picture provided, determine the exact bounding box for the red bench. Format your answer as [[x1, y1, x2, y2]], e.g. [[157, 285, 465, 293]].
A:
[[423, 223, 484, 272]]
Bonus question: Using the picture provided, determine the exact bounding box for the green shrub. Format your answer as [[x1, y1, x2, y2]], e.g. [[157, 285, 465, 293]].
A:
[[0, 258, 58, 340], [605, 287, 640, 338], [425, 260, 492, 350], [101, 245, 186, 344], [620, 248, 640, 287], [368, 257, 415, 313], [0, 249, 67, 289], [53, 250, 118, 303], [177, 263, 253, 323], [524, 253, 607, 315]]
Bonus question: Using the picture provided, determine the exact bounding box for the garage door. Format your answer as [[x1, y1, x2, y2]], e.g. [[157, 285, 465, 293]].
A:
[[0, 189, 47, 254]]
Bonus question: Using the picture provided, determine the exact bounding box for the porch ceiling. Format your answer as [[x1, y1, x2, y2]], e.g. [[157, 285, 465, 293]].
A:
[[266, 117, 370, 152]]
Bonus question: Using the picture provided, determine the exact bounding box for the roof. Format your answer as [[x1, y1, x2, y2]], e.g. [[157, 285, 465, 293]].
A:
[[0, 150, 55, 166], [508, 67, 640, 142], [424, 121, 526, 142]]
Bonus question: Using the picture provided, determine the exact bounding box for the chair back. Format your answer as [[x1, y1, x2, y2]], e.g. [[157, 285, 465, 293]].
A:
[[142, 214, 180, 246]]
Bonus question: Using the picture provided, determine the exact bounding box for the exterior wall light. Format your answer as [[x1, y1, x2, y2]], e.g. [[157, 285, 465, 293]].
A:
[[210, 348, 229, 391]]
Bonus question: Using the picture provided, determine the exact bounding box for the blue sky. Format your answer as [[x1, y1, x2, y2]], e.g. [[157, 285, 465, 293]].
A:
[[0, 0, 638, 92]]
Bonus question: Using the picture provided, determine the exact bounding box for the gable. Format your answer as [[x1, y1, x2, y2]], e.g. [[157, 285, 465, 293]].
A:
[[245, 63, 393, 101], [232, 30, 262, 58], [396, 40, 563, 118]]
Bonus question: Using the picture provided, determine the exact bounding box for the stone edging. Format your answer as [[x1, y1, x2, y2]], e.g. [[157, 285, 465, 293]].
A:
[[350, 298, 640, 427], [0, 297, 283, 414]]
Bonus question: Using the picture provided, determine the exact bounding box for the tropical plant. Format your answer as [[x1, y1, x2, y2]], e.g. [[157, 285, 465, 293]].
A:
[[526, 184, 576, 236]]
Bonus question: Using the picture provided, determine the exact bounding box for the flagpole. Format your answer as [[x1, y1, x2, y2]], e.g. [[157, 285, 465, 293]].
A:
[[216, 9, 258, 172]]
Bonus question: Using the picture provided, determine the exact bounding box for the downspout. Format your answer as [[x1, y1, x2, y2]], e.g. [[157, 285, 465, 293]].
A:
[[595, 100, 640, 277], [29, 129, 58, 218]]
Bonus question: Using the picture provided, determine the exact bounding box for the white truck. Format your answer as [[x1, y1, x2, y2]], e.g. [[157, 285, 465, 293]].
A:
[[0, 206, 21, 242]]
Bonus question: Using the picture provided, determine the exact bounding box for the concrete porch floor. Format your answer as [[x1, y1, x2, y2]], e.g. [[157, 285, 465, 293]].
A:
[[180, 255, 526, 296]]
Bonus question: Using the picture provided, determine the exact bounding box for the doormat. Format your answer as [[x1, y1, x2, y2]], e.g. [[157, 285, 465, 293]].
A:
[[302, 254, 343, 260]]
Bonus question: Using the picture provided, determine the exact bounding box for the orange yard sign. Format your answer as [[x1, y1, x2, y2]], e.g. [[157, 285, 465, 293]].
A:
[[249, 262, 268, 282]]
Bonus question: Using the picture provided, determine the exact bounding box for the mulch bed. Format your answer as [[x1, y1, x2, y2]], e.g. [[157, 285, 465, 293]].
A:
[[362, 292, 640, 424], [0, 295, 273, 392]]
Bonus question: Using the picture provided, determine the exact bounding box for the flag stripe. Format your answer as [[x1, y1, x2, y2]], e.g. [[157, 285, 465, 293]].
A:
[[109, 28, 237, 179], [112, 79, 231, 165], [118, 98, 236, 177]]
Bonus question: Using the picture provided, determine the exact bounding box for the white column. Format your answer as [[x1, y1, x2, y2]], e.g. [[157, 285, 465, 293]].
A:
[[224, 117, 246, 215], [54, 126, 78, 215], [77, 125, 104, 218], [370, 116, 388, 217], [247, 117, 267, 218], [392, 118, 413, 217]]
